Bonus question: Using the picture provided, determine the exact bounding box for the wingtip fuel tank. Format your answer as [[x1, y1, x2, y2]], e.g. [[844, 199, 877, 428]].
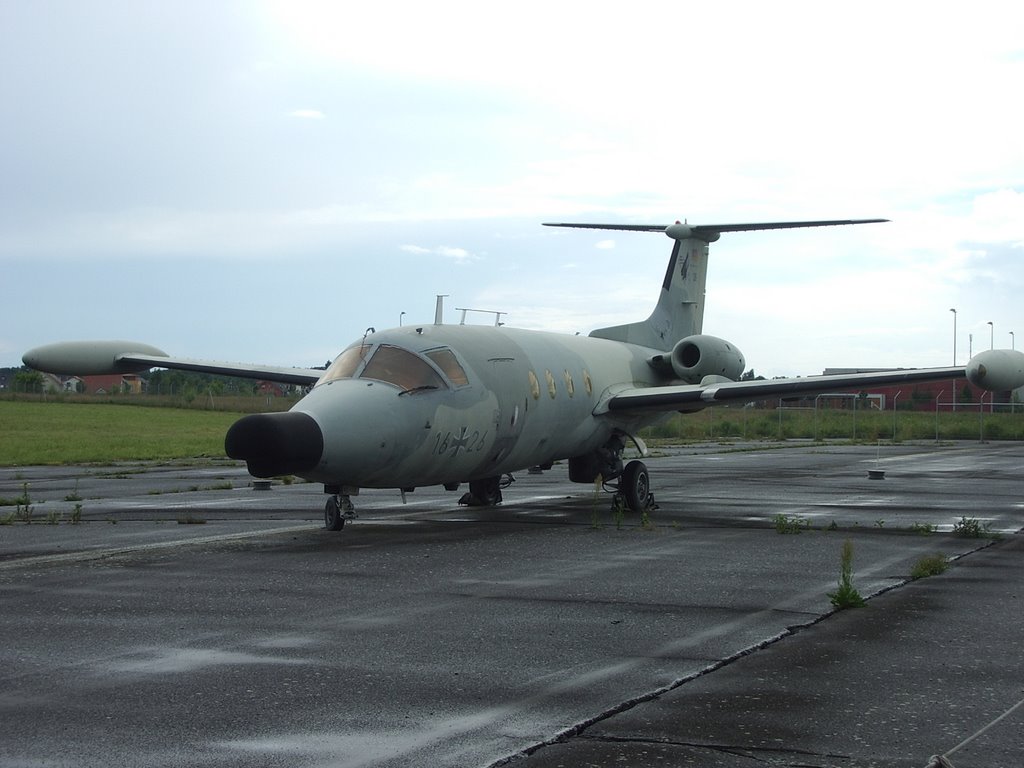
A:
[[22, 340, 169, 376], [966, 349, 1024, 392]]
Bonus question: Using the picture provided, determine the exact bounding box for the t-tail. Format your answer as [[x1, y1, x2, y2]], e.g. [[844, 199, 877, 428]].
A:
[[544, 218, 888, 351]]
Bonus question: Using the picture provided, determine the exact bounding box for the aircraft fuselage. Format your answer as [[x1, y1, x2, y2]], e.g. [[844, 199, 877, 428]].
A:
[[259, 324, 670, 490]]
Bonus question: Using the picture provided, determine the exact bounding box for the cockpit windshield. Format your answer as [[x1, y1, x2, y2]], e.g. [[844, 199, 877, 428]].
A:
[[317, 344, 451, 392], [318, 344, 371, 385], [425, 347, 469, 387], [361, 345, 446, 391]]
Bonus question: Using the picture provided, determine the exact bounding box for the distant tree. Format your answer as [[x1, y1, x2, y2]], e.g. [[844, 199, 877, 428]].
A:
[[740, 369, 764, 381], [13, 370, 43, 393]]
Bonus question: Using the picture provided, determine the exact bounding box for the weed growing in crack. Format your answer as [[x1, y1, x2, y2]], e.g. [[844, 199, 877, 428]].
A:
[[910, 554, 949, 580], [828, 539, 866, 610]]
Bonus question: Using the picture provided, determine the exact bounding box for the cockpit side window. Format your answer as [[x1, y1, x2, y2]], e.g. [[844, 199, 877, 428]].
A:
[[425, 348, 469, 387], [318, 344, 371, 385], [360, 345, 446, 391]]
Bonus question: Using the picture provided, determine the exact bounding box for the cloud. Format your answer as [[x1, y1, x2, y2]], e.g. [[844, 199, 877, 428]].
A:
[[288, 109, 325, 119], [400, 244, 477, 262]]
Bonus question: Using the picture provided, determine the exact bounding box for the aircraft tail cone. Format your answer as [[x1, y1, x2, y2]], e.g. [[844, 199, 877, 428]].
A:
[[225, 412, 323, 478]]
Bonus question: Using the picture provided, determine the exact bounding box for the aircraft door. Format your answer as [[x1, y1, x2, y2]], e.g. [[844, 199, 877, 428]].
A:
[[486, 358, 526, 468]]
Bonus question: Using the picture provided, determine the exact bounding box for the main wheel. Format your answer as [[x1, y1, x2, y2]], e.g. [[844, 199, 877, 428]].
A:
[[468, 477, 502, 506], [324, 497, 346, 531], [620, 460, 650, 514]]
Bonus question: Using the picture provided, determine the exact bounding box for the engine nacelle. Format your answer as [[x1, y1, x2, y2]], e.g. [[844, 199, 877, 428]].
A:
[[670, 335, 745, 384]]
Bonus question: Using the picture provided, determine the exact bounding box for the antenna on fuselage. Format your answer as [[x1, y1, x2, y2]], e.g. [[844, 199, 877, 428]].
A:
[[434, 295, 448, 325], [455, 308, 506, 327]]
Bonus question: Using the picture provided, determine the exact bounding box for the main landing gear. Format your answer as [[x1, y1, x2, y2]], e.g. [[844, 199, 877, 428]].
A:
[[612, 459, 656, 515], [570, 433, 657, 516], [458, 474, 515, 506], [324, 493, 356, 531]]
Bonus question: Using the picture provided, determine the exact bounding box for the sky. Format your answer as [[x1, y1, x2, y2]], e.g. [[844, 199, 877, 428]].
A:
[[2, 0, 1023, 377]]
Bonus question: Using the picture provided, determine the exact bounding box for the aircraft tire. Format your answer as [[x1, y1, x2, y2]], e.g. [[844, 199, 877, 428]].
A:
[[324, 497, 346, 531], [621, 460, 650, 514], [468, 477, 502, 506]]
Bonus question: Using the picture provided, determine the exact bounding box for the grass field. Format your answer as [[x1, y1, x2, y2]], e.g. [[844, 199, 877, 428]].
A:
[[0, 400, 245, 465], [641, 404, 1024, 442], [2, 398, 1022, 467]]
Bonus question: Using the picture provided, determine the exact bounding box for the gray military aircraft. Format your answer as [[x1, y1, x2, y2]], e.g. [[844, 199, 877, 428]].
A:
[[24, 219, 1024, 530]]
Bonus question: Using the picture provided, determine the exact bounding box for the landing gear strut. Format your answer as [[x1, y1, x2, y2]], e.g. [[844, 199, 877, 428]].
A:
[[324, 494, 356, 531]]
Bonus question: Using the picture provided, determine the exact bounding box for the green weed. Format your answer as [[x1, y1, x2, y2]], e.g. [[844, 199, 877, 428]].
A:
[[828, 540, 866, 609], [952, 516, 993, 538], [63, 481, 82, 502], [640, 508, 654, 531], [910, 554, 949, 580], [16, 483, 34, 524], [774, 513, 809, 534]]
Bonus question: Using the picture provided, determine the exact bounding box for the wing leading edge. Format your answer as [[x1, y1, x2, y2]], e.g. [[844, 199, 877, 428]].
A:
[[21, 341, 323, 386], [603, 366, 965, 414], [118, 354, 323, 386]]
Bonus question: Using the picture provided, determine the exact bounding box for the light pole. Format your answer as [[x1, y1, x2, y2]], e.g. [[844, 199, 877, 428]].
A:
[[949, 308, 957, 364], [1011, 331, 1016, 350], [949, 309, 958, 412], [987, 321, 994, 350]]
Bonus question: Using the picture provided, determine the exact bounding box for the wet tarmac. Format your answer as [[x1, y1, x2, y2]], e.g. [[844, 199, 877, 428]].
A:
[[0, 441, 1021, 767]]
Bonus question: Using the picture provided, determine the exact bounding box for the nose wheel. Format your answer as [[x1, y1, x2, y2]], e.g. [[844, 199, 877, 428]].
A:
[[325, 494, 356, 531]]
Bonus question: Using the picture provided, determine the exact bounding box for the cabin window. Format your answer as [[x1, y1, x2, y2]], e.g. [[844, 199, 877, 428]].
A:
[[361, 345, 446, 391], [545, 369, 557, 398], [527, 370, 540, 400], [318, 344, 371, 385], [425, 348, 469, 387], [583, 369, 593, 396], [563, 370, 575, 397]]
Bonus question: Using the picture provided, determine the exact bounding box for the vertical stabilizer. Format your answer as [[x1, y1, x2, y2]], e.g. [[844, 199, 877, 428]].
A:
[[543, 219, 887, 352], [589, 227, 710, 349]]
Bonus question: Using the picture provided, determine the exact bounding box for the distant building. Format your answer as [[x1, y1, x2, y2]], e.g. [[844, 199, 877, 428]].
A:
[[820, 368, 1005, 411], [256, 381, 290, 398], [78, 374, 146, 395]]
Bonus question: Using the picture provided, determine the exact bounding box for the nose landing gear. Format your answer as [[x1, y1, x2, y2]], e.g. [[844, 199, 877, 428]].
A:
[[325, 494, 357, 531]]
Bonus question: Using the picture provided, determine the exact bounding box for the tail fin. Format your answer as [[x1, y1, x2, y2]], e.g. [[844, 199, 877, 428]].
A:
[[544, 219, 888, 351]]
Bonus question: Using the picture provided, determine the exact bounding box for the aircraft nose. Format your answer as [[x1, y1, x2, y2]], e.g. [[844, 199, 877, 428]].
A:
[[225, 411, 324, 478]]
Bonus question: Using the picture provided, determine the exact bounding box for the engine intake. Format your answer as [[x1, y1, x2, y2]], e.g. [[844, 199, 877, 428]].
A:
[[670, 335, 745, 384]]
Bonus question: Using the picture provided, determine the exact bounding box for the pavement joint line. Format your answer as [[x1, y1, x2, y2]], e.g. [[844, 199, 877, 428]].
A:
[[0, 523, 318, 570], [495, 537, 1005, 767], [940, 681, 1024, 760], [576, 732, 853, 762]]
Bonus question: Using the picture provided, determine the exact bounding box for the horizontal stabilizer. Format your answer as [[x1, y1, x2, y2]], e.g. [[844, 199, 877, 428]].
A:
[[544, 218, 888, 241]]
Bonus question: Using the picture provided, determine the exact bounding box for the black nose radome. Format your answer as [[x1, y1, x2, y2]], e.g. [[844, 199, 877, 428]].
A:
[[225, 412, 323, 478]]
